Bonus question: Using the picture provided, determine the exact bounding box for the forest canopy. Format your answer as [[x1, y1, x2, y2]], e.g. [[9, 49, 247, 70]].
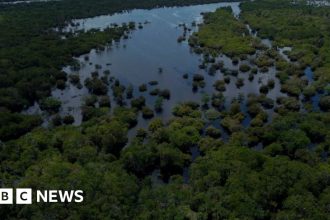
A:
[[0, 0, 330, 219]]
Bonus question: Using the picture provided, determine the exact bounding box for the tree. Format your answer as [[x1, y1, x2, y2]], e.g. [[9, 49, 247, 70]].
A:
[[63, 115, 75, 125], [86, 120, 128, 156], [131, 96, 146, 109], [142, 107, 154, 119], [40, 97, 61, 114], [201, 93, 210, 107], [154, 97, 164, 112], [319, 96, 330, 111], [84, 77, 108, 95]]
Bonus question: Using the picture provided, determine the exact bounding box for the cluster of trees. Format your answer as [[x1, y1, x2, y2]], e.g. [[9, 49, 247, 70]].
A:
[[241, 0, 330, 96], [0, 103, 329, 218], [189, 7, 256, 57], [0, 23, 130, 140], [1, 0, 238, 142], [190, 0, 330, 120], [1, 0, 330, 218]]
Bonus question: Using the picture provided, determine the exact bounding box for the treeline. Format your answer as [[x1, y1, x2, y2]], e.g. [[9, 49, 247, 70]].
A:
[[0, 0, 330, 218], [0, 105, 329, 219], [189, 7, 256, 57], [0, 0, 243, 141], [241, 0, 330, 84]]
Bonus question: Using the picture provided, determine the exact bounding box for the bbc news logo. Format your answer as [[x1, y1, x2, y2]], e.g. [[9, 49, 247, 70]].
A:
[[0, 189, 84, 204]]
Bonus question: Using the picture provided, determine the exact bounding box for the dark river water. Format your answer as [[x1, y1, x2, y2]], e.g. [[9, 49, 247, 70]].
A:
[[25, 2, 317, 141], [20, 1, 323, 183], [49, 2, 284, 132], [54, 3, 243, 126], [0, 0, 56, 4]]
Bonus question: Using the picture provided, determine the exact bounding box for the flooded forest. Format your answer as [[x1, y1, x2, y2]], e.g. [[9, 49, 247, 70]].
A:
[[0, 0, 330, 219]]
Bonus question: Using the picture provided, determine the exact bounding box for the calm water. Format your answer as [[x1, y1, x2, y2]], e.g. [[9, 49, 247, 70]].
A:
[[23, 1, 317, 140], [0, 0, 56, 4], [21, 1, 323, 182], [307, 0, 330, 6], [23, 2, 317, 136], [50, 2, 288, 132], [63, 3, 241, 32]]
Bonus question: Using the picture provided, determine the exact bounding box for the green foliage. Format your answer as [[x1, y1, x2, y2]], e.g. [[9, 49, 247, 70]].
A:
[[239, 63, 251, 72], [281, 76, 306, 96], [113, 107, 137, 128], [205, 108, 221, 120], [172, 102, 201, 118], [18, 157, 139, 219], [1, 0, 330, 218], [189, 146, 330, 219], [142, 106, 154, 119], [169, 125, 200, 151], [81, 106, 108, 121], [154, 96, 164, 112], [193, 7, 256, 57], [63, 115, 75, 125], [131, 96, 146, 110], [320, 95, 330, 111], [205, 126, 222, 138], [241, 0, 330, 88], [262, 113, 330, 160], [39, 97, 61, 114], [85, 120, 128, 156], [0, 110, 329, 219], [84, 77, 108, 95], [0, 111, 42, 141]]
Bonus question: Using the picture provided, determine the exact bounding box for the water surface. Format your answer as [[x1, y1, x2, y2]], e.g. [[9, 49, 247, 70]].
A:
[[53, 2, 286, 131]]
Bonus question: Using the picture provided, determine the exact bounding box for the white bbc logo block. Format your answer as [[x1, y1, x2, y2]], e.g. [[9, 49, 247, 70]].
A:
[[0, 189, 13, 204], [16, 188, 32, 204]]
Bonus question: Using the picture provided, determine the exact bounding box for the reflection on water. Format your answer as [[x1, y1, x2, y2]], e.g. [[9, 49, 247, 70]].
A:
[[24, 2, 320, 136], [53, 2, 287, 132], [304, 66, 321, 111], [307, 0, 330, 6], [304, 66, 314, 82], [63, 2, 241, 32], [54, 3, 249, 127], [22, 1, 325, 183], [0, 0, 57, 4]]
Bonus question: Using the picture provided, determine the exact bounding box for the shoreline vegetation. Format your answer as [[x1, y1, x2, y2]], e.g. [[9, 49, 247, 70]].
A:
[[189, 7, 256, 57], [1, 0, 330, 219], [241, 0, 330, 84], [0, 0, 243, 140]]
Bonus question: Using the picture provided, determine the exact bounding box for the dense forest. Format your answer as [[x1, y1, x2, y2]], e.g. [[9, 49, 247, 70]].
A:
[[1, 0, 330, 219], [0, 0, 244, 140]]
